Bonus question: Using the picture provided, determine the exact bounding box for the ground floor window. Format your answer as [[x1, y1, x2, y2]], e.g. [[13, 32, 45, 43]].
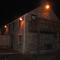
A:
[[39, 32, 57, 50], [18, 35, 23, 49]]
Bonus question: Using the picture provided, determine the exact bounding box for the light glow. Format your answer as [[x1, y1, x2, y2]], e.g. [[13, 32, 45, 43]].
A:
[[4, 25, 7, 28], [20, 20, 25, 31], [19, 17, 23, 21], [45, 4, 50, 9], [4, 25, 8, 32]]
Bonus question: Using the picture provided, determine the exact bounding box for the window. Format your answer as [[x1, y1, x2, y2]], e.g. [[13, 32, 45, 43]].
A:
[[28, 14, 38, 32], [31, 14, 37, 20], [18, 35, 23, 48], [40, 32, 57, 50]]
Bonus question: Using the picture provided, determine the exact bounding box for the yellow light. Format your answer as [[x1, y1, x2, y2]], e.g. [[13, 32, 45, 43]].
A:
[[19, 17, 23, 21], [45, 4, 50, 9]]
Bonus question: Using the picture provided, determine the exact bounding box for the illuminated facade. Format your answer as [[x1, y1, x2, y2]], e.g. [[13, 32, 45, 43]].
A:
[[1, 0, 60, 54]]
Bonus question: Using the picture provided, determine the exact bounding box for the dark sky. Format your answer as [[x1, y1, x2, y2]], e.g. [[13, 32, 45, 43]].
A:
[[53, 0, 60, 18], [0, 0, 60, 27]]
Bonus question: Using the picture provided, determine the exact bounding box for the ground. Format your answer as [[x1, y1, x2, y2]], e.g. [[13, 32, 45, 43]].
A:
[[0, 49, 60, 60]]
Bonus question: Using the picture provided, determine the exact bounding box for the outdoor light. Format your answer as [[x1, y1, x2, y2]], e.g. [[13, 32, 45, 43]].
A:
[[19, 17, 23, 21], [4, 25, 9, 32], [45, 4, 50, 10], [4, 25, 7, 28]]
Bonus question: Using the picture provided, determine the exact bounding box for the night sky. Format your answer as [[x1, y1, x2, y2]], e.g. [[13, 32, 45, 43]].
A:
[[0, 0, 60, 27]]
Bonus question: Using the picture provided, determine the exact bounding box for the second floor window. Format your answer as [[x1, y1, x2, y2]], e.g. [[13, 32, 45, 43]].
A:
[[31, 14, 37, 20], [28, 14, 38, 32]]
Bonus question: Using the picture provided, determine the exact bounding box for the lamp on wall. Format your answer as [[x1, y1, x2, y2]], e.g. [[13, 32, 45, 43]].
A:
[[4, 25, 8, 32], [41, 3, 52, 18], [45, 4, 50, 10], [19, 17, 25, 31], [19, 17, 23, 21], [4, 25, 7, 28]]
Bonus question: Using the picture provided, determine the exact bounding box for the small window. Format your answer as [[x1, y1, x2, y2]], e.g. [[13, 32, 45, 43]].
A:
[[31, 14, 37, 20]]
